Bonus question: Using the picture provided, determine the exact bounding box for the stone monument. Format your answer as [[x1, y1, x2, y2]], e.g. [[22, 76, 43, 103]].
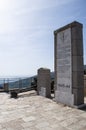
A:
[[37, 68, 51, 98], [54, 21, 84, 108]]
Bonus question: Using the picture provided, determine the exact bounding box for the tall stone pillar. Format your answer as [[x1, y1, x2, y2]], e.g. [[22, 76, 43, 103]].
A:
[[37, 68, 51, 98], [54, 21, 84, 108]]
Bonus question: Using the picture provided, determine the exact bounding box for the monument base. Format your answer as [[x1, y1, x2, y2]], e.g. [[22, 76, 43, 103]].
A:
[[55, 90, 85, 108], [39, 87, 51, 98], [39, 87, 46, 97], [55, 90, 74, 107]]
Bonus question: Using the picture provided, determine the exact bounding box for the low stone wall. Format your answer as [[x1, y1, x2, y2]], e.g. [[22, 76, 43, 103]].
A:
[[84, 75, 86, 96]]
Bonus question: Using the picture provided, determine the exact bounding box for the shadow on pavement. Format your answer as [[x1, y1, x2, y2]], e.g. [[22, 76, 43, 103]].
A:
[[18, 91, 37, 98]]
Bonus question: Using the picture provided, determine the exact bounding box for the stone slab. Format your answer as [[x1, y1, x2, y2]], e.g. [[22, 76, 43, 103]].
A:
[[54, 21, 84, 107]]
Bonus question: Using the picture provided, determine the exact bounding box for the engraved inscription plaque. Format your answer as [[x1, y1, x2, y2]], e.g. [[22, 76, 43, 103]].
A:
[[57, 28, 72, 92]]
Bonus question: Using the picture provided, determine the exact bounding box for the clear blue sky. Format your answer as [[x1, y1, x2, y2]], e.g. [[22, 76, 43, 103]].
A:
[[0, 0, 86, 77]]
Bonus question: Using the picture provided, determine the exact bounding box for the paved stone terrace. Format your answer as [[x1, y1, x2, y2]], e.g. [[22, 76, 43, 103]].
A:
[[0, 91, 86, 130]]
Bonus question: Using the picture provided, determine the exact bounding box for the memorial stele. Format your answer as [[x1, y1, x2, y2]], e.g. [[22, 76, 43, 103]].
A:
[[54, 21, 84, 108]]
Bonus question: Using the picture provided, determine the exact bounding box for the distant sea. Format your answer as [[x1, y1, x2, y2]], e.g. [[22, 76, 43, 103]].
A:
[[0, 76, 31, 84]]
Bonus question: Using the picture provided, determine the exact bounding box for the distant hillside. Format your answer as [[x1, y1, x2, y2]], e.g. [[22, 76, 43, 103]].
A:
[[51, 72, 55, 79]]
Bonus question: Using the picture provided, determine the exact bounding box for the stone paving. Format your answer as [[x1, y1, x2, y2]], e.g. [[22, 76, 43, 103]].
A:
[[0, 91, 86, 130]]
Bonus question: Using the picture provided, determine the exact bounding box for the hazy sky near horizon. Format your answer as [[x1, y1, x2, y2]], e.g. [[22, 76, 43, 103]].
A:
[[0, 0, 86, 77]]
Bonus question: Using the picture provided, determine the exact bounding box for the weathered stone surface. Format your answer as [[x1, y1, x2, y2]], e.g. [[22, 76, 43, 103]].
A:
[[54, 21, 84, 107], [37, 68, 51, 98], [72, 88, 84, 105], [72, 71, 84, 89], [72, 39, 83, 56], [72, 56, 83, 71], [0, 91, 86, 130]]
